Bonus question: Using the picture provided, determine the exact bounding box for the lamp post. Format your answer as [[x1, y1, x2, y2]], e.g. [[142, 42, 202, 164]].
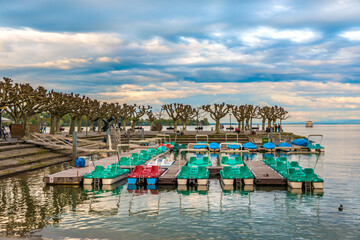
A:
[[229, 113, 232, 130], [40, 115, 43, 133]]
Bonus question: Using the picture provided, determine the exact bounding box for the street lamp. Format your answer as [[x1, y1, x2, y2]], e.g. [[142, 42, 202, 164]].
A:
[[229, 113, 232, 130]]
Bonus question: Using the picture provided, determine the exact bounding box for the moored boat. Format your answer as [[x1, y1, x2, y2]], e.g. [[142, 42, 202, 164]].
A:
[[127, 165, 165, 185], [188, 156, 212, 167], [177, 165, 209, 185], [220, 166, 254, 186], [220, 155, 244, 166], [83, 165, 129, 185], [263, 156, 324, 189]]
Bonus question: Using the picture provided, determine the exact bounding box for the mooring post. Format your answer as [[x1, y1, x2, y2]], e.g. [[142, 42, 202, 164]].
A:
[[72, 131, 77, 160], [141, 128, 144, 140]]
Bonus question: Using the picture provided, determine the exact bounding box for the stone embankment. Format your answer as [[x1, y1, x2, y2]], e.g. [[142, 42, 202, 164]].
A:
[[0, 141, 73, 178]]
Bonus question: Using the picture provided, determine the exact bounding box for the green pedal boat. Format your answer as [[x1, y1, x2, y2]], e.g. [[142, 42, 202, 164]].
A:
[[177, 165, 209, 185], [220, 166, 254, 186]]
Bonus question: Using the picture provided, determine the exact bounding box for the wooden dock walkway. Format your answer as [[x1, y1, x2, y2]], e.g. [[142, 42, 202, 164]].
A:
[[158, 159, 187, 185], [244, 161, 286, 185]]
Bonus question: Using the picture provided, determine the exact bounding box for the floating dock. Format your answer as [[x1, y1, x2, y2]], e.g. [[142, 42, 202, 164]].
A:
[[44, 155, 118, 185], [158, 159, 187, 185], [244, 161, 286, 185]]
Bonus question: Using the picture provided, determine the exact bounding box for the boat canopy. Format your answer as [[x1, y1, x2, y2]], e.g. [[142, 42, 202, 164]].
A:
[[243, 142, 257, 149], [263, 142, 276, 149], [278, 142, 293, 147], [228, 143, 241, 149], [209, 142, 220, 150], [291, 138, 310, 147], [194, 142, 207, 149]]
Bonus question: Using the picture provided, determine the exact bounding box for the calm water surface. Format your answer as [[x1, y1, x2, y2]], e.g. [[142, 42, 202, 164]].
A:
[[0, 124, 359, 239]]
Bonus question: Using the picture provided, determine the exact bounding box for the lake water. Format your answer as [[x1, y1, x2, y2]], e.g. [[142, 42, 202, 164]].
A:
[[0, 124, 359, 239]]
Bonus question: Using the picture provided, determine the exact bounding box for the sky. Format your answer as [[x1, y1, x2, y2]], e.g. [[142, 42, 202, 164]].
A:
[[1, 0, 360, 123]]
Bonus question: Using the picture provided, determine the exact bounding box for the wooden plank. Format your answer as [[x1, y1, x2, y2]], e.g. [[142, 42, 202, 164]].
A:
[[208, 166, 222, 178], [244, 161, 286, 185], [158, 159, 187, 185]]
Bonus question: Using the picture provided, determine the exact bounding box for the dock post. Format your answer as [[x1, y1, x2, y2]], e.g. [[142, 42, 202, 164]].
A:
[[72, 131, 77, 160]]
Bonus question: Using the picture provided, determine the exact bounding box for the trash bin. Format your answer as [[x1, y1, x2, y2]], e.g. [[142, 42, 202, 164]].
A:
[[262, 137, 269, 144]]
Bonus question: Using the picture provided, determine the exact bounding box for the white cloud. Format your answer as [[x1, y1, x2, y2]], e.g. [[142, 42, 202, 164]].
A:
[[240, 27, 320, 46], [166, 37, 266, 66], [96, 57, 120, 63], [340, 30, 360, 41], [95, 80, 360, 112], [0, 27, 122, 68]]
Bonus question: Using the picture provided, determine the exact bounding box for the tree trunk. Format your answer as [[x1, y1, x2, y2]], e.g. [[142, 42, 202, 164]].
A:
[[183, 121, 187, 131], [122, 120, 126, 131], [250, 118, 253, 130], [272, 118, 277, 128], [241, 119, 245, 131], [50, 115, 56, 135], [69, 116, 77, 135], [262, 119, 266, 131], [215, 119, 220, 134], [114, 117, 120, 129], [131, 119, 136, 132], [89, 120, 94, 132], [237, 121, 241, 130], [173, 120, 178, 133], [77, 116, 82, 133], [56, 115, 61, 132], [267, 119, 271, 127], [150, 121, 154, 131], [98, 119, 102, 133], [246, 118, 250, 131], [22, 115, 29, 139]]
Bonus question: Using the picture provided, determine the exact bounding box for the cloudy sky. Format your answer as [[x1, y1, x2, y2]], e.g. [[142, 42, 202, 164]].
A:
[[1, 0, 360, 122]]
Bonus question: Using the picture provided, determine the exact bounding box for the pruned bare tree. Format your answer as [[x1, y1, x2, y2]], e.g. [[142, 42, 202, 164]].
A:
[[131, 105, 151, 132], [152, 108, 164, 132], [230, 105, 246, 130], [257, 106, 271, 131], [67, 94, 86, 135], [146, 110, 156, 130], [195, 107, 207, 133], [269, 105, 282, 127], [245, 105, 259, 131], [83, 98, 101, 132], [0, 77, 14, 108], [162, 103, 184, 132], [179, 105, 197, 131], [46, 91, 72, 135], [201, 103, 230, 133], [12, 83, 48, 137], [277, 107, 291, 126]]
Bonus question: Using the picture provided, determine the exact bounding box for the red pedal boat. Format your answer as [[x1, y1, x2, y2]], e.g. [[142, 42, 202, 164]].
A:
[[128, 165, 165, 185]]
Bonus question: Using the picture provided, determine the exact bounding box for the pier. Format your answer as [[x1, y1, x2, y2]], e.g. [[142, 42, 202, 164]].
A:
[[244, 161, 286, 185], [158, 159, 187, 185]]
